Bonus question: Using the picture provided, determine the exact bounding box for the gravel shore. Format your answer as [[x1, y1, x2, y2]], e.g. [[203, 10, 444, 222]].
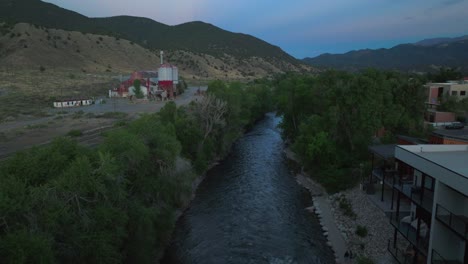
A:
[[328, 186, 397, 264], [284, 147, 396, 263]]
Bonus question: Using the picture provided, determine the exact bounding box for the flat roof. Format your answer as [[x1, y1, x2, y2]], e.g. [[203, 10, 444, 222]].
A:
[[368, 144, 396, 159], [396, 135, 428, 145], [398, 145, 468, 179], [432, 128, 468, 141]]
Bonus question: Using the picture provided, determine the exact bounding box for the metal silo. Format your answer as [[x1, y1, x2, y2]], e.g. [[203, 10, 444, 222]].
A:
[[158, 64, 174, 99], [158, 64, 173, 82], [172, 66, 179, 84]]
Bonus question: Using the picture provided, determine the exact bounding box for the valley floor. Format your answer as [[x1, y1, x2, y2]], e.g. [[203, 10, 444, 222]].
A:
[[0, 86, 204, 158]]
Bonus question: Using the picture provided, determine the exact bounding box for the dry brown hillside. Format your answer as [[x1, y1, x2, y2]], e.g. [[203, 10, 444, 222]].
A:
[[0, 23, 313, 79], [0, 23, 313, 121], [0, 23, 160, 72]]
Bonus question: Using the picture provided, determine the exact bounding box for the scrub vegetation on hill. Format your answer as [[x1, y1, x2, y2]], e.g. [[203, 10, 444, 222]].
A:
[[0, 0, 299, 64], [0, 79, 273, 263]]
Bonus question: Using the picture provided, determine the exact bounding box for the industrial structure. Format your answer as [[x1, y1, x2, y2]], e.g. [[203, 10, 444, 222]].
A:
[[109, 51, 179, 99]]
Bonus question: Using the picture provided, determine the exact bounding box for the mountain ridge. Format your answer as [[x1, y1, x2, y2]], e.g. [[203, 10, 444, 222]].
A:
[[0, 0, 300, 66], [303, 36, 468, 73], [414, 35, 468, 46]]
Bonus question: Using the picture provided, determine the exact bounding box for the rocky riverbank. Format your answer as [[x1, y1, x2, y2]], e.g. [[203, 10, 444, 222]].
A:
[[284, 147, 396, 264], [329, 187, 396, 264]]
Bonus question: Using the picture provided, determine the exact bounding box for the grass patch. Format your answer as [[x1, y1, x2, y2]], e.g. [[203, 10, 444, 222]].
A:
[[114, 120, 127, 127], [15, 130, 25, 136], [0, 92, 50, 118], [26, 123, 48, 130], [97, 112, 128, 119], [67, 129, 83, 137], [355, 225, 368, 237], [0, 132, 8, 142], [72, 110, 85, 119]]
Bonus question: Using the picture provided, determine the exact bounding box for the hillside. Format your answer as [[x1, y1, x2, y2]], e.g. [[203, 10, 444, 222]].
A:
[[0, 0, 305, 70], [303, 38, 468, 73], [0, 23, 309, 79]]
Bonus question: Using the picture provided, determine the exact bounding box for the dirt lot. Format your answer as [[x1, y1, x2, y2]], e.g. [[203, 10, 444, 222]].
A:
[[0, 86, 205, 157]]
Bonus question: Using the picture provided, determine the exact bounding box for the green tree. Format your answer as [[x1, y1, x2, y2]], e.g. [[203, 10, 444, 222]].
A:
[[133, 79, 144, 99]]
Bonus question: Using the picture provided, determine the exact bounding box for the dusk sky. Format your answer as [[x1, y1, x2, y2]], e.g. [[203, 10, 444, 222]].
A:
[[42, 0, 468, 58]]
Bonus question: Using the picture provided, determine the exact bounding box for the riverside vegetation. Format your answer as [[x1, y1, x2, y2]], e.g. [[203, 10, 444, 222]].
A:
[[274, 69, 429, 193], [0, 79, 272, 263], [0, 69, 453, 262]]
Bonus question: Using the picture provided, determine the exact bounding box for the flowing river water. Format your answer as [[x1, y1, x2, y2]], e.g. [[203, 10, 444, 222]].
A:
[[161, 113, 335, 264]]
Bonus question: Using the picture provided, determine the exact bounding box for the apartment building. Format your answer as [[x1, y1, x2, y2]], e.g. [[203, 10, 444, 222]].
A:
[[426, 82, 468, 105], [384, 145, 468, 264]]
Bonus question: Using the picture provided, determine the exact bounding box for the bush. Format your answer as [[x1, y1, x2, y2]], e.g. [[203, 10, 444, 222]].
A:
[[355, 225, 368, 237], [39, 65, 46, 72], [338, 195, 357, 219], [357, 256, 374, 264], [67, 129, 82, 137]]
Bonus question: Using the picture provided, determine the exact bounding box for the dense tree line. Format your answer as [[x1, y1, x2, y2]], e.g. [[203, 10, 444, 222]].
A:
[[0, 80, 272, 263], [273, 70, 428, 192]]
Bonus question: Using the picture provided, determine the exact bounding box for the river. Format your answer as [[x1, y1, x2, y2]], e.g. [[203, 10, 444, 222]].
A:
[[161, 113, 335, 264]]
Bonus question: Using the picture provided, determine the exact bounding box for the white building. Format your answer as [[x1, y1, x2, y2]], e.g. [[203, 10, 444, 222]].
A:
[[53, 98, 93, 108], [388, 145, 468, 264]]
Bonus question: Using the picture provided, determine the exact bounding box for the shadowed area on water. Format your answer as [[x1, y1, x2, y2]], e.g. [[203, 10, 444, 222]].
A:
[[161, 113, 334, 264]]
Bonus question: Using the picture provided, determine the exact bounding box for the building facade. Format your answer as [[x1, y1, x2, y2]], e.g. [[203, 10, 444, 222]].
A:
[[426, 82, 468, 105], [386, 145, 468, 264]]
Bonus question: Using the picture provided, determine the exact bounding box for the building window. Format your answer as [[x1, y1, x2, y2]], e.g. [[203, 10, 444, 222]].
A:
[[451, 91, 458, 96], [461, 91, 466, 96]]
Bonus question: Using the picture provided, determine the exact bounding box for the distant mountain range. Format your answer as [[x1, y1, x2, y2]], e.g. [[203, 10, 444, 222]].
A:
[[0, 0, 311, 78], [303, 36, 468, 73], [414, 35, 468, 46]]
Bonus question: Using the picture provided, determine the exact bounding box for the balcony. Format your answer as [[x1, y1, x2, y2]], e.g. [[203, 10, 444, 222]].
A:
[[435, 204, 468, 240], [388, 239, 413, 264], [410, 188, 434, 213], [394, 183, 434, 213], [432, 249, 463, 264], [372, 168, 396, 187], [390, 212, 430, 256]]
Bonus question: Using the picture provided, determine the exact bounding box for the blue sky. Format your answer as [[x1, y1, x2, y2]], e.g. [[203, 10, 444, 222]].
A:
[[42, 0, 468, 58]]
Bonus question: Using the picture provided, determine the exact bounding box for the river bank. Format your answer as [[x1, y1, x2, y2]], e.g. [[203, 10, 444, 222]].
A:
[[284, 146, 396, 264], [161, 113, 334, 264]]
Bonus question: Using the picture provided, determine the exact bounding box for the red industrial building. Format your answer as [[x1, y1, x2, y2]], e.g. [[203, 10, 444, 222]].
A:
[[110, 51, 179, 99]]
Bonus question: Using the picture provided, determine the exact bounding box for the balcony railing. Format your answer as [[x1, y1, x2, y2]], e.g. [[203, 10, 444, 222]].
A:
[[432, 249, 463, 264], [410, 188, 434, 213], [388, 239, 413, 264], [372, 168, 395, 186], [390, 212, 429, 256], [394, 183, 434, 213], [435, 204, 468, 240]]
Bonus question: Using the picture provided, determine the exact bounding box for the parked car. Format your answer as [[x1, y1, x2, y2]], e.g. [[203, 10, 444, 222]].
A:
[[445, 122, 465, 129]]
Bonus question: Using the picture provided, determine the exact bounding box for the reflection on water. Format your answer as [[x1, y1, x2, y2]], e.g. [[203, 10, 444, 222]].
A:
[[162, 113, 334, 264]]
